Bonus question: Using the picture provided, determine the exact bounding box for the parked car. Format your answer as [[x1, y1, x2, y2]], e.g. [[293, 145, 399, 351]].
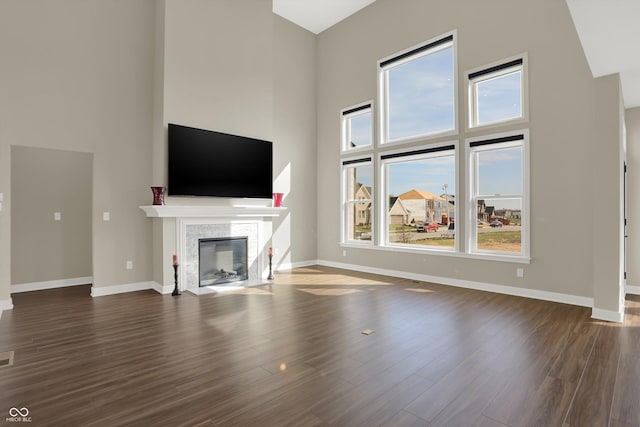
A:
[[417, 221, 439, 232], [490, 220, 503, 228]]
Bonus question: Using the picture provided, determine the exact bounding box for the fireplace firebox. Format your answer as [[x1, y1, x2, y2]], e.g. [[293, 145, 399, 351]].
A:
[[198, 237, 248, 286]]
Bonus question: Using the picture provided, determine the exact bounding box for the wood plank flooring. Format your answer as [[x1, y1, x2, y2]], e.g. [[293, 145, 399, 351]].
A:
[[1, 265, 639, 426]]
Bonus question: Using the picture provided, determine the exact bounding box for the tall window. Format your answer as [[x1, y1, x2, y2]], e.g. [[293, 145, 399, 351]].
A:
[[468, 57, 526, 128], [379, 34, 456, 144], [380, 144, 456, 250], [468, 132, 528, 257], [342, 158, 373, 243], [342, 103, 373, 152], [339, 32, 530, 261]]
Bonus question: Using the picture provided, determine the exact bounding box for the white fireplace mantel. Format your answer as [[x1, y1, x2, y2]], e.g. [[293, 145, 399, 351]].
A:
[[139, 205, 286, 218], [141, 205, 283, 294]]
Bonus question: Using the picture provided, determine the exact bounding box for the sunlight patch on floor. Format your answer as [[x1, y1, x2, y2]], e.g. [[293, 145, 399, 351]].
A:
[[404, 288, 435, 293], [278, 276, 394, 287], [274, 267, 396, 287], [219, 288, 274, 296], [297, 288, 363, 296]]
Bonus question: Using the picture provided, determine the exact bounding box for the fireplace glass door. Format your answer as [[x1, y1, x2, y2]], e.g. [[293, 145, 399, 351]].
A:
[[199, 237, 248, 286]]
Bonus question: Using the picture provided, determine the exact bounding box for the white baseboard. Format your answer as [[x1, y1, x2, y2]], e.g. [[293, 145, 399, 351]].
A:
[[0, 298, 14, 315], [91, 281, 161, 297], [317, 259, 594, 308], [275, 259, 320, 271], [626, 285, 640, 295], [592, 307, 625, 323], [11, 276, 93, 294], [152, 282, 175, 295]]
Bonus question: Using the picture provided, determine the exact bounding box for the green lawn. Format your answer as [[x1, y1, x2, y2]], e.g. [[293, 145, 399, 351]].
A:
[[477, 231, 520, 243], [477, 231, 521, 252], [413, 237, 455, 247], [412, 230, 521, 251]]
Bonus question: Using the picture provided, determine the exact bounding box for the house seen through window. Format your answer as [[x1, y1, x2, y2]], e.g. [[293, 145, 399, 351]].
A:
[[342, 159, 373, 243], [381, 145, 456, 249]]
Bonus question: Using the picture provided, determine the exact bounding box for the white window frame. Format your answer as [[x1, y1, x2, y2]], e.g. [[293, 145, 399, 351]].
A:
[[341, 157, 374, 246], [341, 101, 374, 153], [466, 130, 530, 261], [378, 141, 458, 253], [467, 54, 528, 130], [378, 31, 458, 147]]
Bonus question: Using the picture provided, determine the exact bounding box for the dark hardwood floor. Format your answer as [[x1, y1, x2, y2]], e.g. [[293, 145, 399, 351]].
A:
[[1, 265, 639, 426]]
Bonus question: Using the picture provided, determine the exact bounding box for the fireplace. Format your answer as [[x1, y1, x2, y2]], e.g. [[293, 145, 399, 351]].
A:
[[139, 206, 281, 295], [199, 237, 249, 286]]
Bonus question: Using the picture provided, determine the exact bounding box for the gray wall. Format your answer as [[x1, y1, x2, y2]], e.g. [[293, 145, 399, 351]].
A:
[[315, 0, 623, 312], [149, 0, 317, 283], [0, 0, 318, 304], [11, 146, 93, 284], [0, 0, 156, 299], [627, 107, 640, 288], [592, 74, 624, 314], [272, 14, 318, 267]]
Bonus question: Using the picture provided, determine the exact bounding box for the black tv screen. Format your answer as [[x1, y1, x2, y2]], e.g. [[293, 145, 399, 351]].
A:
[[168, 123, 273, 198]]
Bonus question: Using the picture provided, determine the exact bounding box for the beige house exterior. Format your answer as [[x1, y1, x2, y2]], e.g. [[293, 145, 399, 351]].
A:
[[398, 189, 448, 223], [354, 184, 372, 225], [389, 197, 410, 225]]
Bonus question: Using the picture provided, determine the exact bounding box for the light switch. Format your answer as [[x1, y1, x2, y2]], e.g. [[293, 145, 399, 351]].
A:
[[103, 212, 110, 221], [54, 212, 61, 221]]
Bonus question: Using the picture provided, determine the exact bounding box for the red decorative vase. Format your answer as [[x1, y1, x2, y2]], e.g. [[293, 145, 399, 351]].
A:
[[151, 186, 166, 206], [273, 192, 283, 207]]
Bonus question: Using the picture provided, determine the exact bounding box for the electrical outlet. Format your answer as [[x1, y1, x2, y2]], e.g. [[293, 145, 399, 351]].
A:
[[342, 250, 347, 257], [103, 212, 110, 221], [516, 268, 524, 278], [126, 261, 133, 270], [54, 212, 61, 221]]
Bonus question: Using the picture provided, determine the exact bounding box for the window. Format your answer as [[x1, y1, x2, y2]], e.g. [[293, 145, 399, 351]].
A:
[[468, 132, 529, 258], [342, 158, 373, 243], [380, 144, 456, 250], [339, 33, 530, 262], [341, 102, 373, 152], [468, 57, 526, 128], [379, 33, 456, 144]]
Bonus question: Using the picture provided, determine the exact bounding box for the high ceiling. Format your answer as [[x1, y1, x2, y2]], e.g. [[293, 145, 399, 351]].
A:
[[273, 0, 640, 108], [272, 0, 376, 35], [566, 0, 640, 108]]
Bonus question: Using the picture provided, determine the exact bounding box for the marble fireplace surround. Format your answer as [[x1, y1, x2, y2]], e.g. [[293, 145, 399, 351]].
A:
[[140, 205, 284, 294]]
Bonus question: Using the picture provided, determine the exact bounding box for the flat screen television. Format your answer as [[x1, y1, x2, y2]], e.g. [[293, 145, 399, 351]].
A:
[[168, 123, 273, 199]]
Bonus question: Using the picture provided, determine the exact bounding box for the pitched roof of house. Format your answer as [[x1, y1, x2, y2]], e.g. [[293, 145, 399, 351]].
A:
[[389, 196, 410, 214], [398, 189, 446, 201], [355, 183, 372, 198]]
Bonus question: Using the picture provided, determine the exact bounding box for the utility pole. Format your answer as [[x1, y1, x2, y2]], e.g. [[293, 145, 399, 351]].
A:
[[443, 183, 449, 225]]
